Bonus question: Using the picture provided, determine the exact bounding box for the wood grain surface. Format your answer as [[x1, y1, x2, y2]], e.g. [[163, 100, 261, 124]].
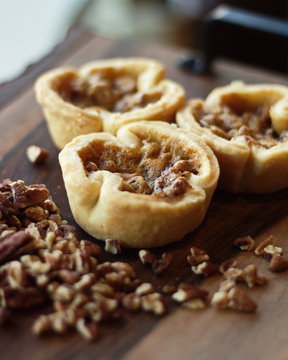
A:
[[1, 30, 288, 360]]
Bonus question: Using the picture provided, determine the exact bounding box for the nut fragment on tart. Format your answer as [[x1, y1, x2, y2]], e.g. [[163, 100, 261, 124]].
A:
[[59, 121, 219, 248], [35, 58, 185, 149], [177, 82, 288, 193]]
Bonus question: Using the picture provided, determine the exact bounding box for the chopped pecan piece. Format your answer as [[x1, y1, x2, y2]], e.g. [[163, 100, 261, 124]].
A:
[[172, 283, 209, 303], [26, 145, 49, 165], [263, 244, 283, 258], [191, 261, 218, 277], [141, 293, 167, 315], [122, 293, 141, 311], [138, 249, 156, 265], [269, 254, 288, 272], [76, 318, 99, 341], [152, 253, 172, 275], [242, 264, 266, 288], [233, 235, 255, 251], [227, 287, 257, 312], [211, 291, 229, 309], [135, 283, 155, 296], [187, 247, 209, 265], [104, 239, 121, 255], [6, 260, 29, 289], [182, 298, 207, 310], [255, 235, 275, 255]]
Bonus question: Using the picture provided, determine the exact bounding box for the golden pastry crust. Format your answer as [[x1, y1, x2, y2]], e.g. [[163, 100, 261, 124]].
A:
[[35, 58, 185, 149], [177, 82, 288, 193], [59, 121, 219, 248]]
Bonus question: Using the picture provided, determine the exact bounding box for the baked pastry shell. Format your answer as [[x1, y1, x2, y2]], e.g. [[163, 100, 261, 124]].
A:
[[177, 82, 288, 193], [59, 121, 219, 248], [35, 58, 185, 149]]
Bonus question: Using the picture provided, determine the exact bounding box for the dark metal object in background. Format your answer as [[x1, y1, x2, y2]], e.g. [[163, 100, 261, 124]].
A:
[[179, 5, 288, 74]]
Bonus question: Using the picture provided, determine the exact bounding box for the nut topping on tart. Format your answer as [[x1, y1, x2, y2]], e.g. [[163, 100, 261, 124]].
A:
[[80, 138, 198, 199], [59, 121, 219, 248]]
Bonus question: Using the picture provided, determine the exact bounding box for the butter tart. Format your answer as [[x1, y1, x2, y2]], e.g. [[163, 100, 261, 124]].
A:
[[177, 82, 288, 193], [59, 121, 219, 248], [35, 58, 185, 149]]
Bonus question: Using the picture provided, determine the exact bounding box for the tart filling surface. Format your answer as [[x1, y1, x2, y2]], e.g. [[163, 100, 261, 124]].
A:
[[80, 138, 199, 199], [59, 72, 163, 113], [35, 58, 185, 149], [190, 100, 288, 149], [59, 121, 219, 248]]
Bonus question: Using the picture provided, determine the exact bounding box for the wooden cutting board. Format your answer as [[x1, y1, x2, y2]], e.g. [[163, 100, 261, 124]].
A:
[[1, 29, 288, 360]]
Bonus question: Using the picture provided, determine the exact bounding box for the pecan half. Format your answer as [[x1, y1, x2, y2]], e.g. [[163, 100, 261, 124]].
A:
[[0, 231, 33, 263]]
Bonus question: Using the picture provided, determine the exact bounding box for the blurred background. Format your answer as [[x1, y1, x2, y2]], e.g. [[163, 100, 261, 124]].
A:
[[0, 0, 287, 83]]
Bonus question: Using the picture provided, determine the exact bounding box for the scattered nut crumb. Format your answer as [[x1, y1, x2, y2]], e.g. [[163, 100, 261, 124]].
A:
[[187, 247, 209, 265], [269, 254, 288, 272], [105, 239, 121, 255], [227, 287, 257, 312], [191, 261, 218, 277], [263, 244, 283, 258], [172, 283, 209, 304], [139, 250, 172, 276], [135, 283, 155, 296], [141, 293, 167, 315], [233, 236, 255, 251], [255, 235, 275, 255], [152, 253, 172, 275], [76, 318, 99, 341], [182, 298, 206, 310], [139, 249, 156, 265], [26, 145, 49, 165]]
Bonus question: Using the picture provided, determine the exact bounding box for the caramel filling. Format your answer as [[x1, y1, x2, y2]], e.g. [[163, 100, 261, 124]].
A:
[[79, 139, 199, 198], [191, 100, 288, 148], [58, 72, 162, 113]]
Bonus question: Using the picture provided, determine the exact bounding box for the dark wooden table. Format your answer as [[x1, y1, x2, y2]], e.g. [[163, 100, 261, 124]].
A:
[[1, 28, 288, 360]]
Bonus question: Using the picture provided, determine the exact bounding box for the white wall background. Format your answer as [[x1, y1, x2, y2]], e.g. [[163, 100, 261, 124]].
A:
[[0, 0, 87, 83]]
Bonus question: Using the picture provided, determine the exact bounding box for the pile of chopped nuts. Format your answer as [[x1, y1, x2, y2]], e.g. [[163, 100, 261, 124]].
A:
[[0, 179, 167, 341]]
